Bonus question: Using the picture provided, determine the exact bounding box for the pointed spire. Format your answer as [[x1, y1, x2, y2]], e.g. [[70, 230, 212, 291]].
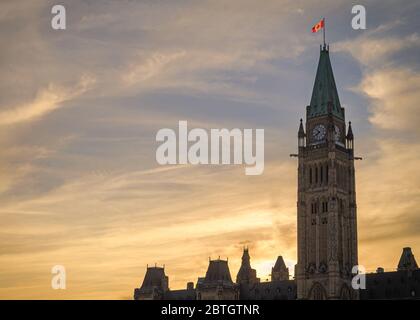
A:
[[347, 121, 354, 140], [236, 248, 259, 285], [308, 47, 344, 120], [241, 247, 251, 266], [271, 256, 289, 281], [397, 247, 419, 271], [298, 118, 305, 137], [273, 256, 287, 271]]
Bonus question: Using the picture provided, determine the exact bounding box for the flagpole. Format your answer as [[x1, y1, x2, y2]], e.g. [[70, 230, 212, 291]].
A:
[[323, 17, 326, 47]]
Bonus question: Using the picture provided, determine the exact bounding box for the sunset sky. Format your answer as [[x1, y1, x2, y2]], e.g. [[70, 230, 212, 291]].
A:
[[1, 0, 420, 299]]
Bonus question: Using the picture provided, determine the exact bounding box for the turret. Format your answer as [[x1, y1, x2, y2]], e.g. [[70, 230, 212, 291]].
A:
[[271, 256, 289, 281], [134, 265, 169, 300], [298, 118, 305, 148], [346, 121, 354, 150], [397, 247, 419, 271], [236, 248, 259, 285], [196, 258, 239, 300]]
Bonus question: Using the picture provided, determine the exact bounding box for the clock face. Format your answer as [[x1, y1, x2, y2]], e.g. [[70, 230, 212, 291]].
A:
[[334, 125, 340, 141], [312, 124, 326, 141]]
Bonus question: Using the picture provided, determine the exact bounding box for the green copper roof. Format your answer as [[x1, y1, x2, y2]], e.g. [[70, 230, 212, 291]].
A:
[[308, 47, 344, 120]]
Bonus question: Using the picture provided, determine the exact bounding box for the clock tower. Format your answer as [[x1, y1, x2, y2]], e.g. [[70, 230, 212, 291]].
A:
[[295, 45, 358, 299]]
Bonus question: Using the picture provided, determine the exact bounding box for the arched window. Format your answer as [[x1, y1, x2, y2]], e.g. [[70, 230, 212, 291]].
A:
[[309, 168, 313, 185], [310, 283, 326, 300], [311, 201, 319, 214], [315, 167, 318, 184], [314, 286, 323, 299], [320, 166, 323, 184], [337, 164, 341, 186], [322, 201, 328, 213], [325, 164, 328, 183], [340, 285, 351, 300]]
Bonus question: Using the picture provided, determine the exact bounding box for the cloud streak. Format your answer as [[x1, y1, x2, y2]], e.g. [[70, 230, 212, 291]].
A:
[[0, 0, 419, 299], [0, 75, 95, 126]]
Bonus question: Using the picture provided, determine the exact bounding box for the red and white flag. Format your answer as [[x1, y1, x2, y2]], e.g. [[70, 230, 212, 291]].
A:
[[312, 18, 325, 33]]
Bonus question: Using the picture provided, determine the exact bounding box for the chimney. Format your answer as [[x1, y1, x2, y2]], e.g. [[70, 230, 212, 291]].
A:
[[187, 282, 194, 290]]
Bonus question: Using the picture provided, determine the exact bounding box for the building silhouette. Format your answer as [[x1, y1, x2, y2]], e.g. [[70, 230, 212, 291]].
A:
[[295, 44, 358, 299], [134, 45, 420, 300]]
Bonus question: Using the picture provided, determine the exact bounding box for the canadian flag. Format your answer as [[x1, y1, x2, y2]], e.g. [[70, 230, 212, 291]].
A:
[[312, 18, 325, 33]]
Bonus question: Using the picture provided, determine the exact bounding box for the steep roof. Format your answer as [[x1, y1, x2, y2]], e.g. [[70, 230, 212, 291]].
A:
[[298, 118, 305, 137], [398, 247, 419, 271], [140, 266, 167, 289], [308, 46, 344, 120], [273, 256, 287, 271], [240, 248, 251, 268], [204, 259, 233, 283], [236, 248, 259, 284]]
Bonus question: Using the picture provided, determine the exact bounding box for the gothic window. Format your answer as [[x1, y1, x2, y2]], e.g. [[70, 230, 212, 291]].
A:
[[325, 164, 328, 183], [310, 283, 325, 300], [315, 167, 318, 184], [343, 167, 346, 188], [309, 168, 313, 185], [320, 166, 323, 184], [340, 285, 351, 300], [311, 202, 319, 214], [337, 164, 340, 186], [314, 287, 323, 299]]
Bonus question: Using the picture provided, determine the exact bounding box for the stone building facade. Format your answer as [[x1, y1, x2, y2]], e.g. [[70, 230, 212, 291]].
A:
[[133, 45, 419, 300], [133, 247, 419, 300], [295, 45, 358, 300]]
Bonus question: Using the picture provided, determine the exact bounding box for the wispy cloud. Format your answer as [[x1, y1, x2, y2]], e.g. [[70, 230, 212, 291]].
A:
[[0, 0, 419, 299], [360, 67, 420, 132], [0, 75, 95, 126]]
